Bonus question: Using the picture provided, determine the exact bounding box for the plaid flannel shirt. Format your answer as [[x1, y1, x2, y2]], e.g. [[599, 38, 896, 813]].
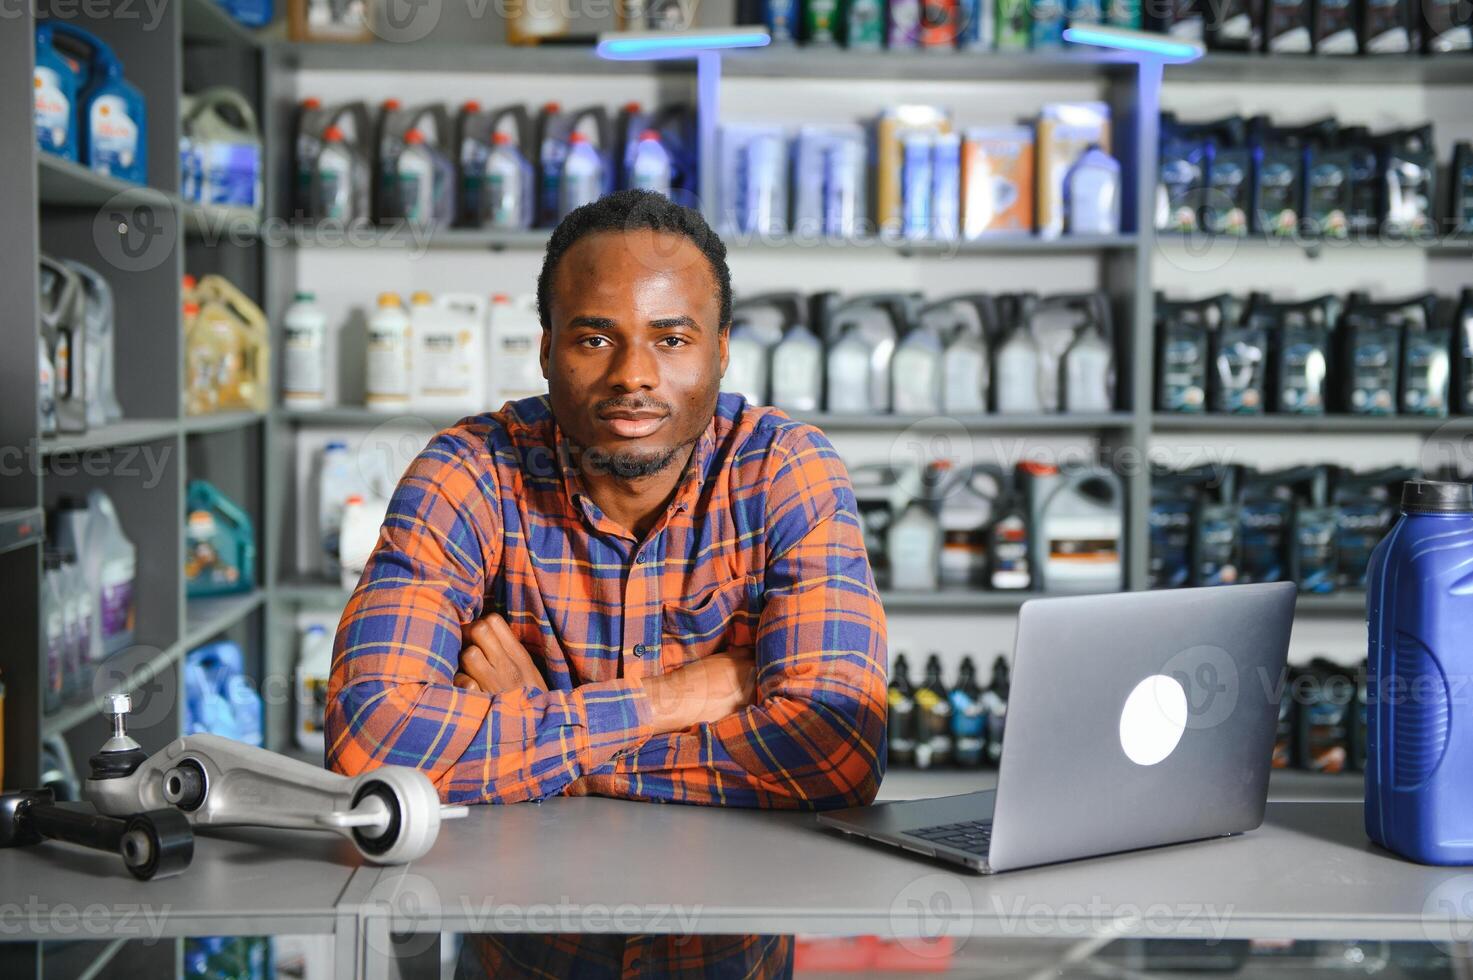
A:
[[328, 392, 888, 979]]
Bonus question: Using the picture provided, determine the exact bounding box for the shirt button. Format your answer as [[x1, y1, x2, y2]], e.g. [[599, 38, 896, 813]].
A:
[[630, 959, 642, 973], [633, 643, 647, 658]]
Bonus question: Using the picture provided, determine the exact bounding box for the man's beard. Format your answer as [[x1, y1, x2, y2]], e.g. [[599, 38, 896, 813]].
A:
[[565, 437, 693, 480]]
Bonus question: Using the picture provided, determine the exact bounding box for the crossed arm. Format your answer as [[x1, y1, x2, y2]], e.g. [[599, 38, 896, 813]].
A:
[[325, 429, 889, 809]]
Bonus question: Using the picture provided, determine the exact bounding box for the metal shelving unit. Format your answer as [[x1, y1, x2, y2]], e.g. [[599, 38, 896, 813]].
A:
[[7, 11, 270, 977], [6, 14, 1467, 973], [1151, 413, 1473, 434]]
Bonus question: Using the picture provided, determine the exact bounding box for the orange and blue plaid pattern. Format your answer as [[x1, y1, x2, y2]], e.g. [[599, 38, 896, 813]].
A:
[[328, 392, 888, 979]]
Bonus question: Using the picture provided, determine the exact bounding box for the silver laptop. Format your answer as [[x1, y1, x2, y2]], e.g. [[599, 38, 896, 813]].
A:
[[819, 583, 1297, 874]]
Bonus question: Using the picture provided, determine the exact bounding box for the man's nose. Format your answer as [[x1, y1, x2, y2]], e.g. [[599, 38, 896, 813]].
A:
[[607, 341, 657, 393]]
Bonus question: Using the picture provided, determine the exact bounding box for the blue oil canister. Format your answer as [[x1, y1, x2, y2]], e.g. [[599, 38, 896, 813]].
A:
[[1365, 479, 1473, 865], [33, 25, 79, 161]]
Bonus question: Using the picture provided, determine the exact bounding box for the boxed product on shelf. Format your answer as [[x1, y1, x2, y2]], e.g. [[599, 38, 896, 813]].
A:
[[874, 105, 950, 235], [961, 125, 1035, 237], [716, 122, 791, 236], [1035, 101, 1112, 239], [791, 124, 868, 238]]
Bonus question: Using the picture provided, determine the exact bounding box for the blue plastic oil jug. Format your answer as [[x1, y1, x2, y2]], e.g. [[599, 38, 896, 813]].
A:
[[1365, 479, 1473, 865], [33, 25, 79, 161], [184, 640, 263, 745], [47, 22, 147, 184]]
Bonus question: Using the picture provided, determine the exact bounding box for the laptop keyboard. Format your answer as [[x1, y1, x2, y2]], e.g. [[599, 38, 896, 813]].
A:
[[906, 819, 993, 856]]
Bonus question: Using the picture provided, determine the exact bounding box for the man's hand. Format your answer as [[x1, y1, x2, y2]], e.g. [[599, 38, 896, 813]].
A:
[[453, 614, 548, 696], [641, 649, 757, 735]]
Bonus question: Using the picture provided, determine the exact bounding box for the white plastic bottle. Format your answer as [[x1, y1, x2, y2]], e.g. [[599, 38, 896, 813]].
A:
[[769, 321, 824, 413], [39, 347, 57, 436], [559, 132, 603, 217], [282, 291, 328, 408], [413, 293, 487, 413], [888, 497, 941, 591], [294, 624, 334, 754], [397, 129, 437, 228], [318, 440, 357, 576], [365, 292, 412, 413], [338, 494, 388, 590], [486, 293, 547, 407], [485, 132, 528, 229], [64, 558, 93, 696], [314, 126, 357, 222], [629, 129, 672, 196], [90, 490, 137, 658], [42, 555, 66, 712], [892, 320, 944, 415]]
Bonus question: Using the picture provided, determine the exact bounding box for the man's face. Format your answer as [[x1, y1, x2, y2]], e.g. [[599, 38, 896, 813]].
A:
[[541, 228, 728, 479]]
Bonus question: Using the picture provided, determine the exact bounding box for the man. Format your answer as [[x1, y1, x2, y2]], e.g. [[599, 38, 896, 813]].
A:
[[328, 189, 889, 979]]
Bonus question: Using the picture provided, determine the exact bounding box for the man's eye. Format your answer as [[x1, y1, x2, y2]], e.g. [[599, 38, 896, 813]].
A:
[[580, 336, 609, 349], [659, 336, 688, 348]]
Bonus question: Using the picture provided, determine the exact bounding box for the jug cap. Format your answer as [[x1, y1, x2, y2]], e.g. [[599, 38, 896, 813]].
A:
[[1402, 479, 1473, 514]]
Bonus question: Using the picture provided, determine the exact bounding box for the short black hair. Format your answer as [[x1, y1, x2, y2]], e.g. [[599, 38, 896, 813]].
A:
[[536, 189, 732, 333]]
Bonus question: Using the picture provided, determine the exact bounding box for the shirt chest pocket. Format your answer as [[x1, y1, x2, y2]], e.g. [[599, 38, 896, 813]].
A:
[[660, 575, 760, 666]]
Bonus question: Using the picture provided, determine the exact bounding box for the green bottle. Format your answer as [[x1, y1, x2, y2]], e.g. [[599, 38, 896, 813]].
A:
[[843, 0, 885, 48], [995, 0, 1031, 49], [805, 0, 840, 44]]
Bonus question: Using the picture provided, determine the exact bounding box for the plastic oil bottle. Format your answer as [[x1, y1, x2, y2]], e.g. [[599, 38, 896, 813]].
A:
[[365, 293, 412, 413], [726, 293, 804, 407], [281, 291, 327, 409], [295, 624, 334, 755], [888, 653, 918, 767], [927, 296, 992, 415], [486, 293, 546, 407], [982, 655, 1011, 766], [888, 493, 942, 591], [950, 656, 987, 768], [891, 315, 945, 415], [993, 296, 1044, 414], [629, 130, 672, 196], [317, 440, 356, 576], [914, 654, 953, 769], [768, 317, 824, 413], [1365, 480, 1473, 864], [1022, 461, 1124, 594], [33, 24, 78, 161], [560, 132, 604, 217]]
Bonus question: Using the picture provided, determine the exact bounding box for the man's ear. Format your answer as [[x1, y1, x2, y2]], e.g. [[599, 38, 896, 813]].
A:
[[718, 322, 730, 379], [540, 327, 551, 380]]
